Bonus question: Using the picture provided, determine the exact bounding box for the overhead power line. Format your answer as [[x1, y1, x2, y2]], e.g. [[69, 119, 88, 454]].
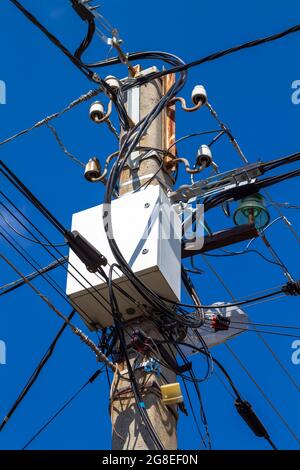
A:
[[0, 257, 67, 297], [46, 123, 86, 168], [9, 0, 96, 81], [22, 368, 103, 450], [4, 1, 300, 451], [0, 251, 116, 371], [202, 255, 300, 444], [124, 24, 300, 87]]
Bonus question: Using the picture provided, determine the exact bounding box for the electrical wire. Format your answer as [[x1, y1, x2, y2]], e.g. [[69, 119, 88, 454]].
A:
[[206, 102, 248, 163], [150, 324, 212, 448], [175, 343, 212, 449], [46, 123, 86, 168], [0, 249, 115, 371], [271, 202, 300, 210], [0, 186, 118, 324], [265, 189, 300, 245], [0, 209, 67, 247], [226, 342, 300, 446], [107, 264, 165, 450], [162, 288, 284, 310], [201, 321, 300, 339], [122, 24, 300, 87], [4, 5, 300, 450], [8, 0, 130, 129], [0, 88, 102, 148], [9, 0, 96, 81], [204, 248, 282, 268], [22, 368, 103, 450], [176, 340, 277, 449], [167, 130, 221, 151], [0, 257, 66, 296], [202, 255, 300, 439], [0, 220, 113, 330], [0, 196, 114, 325], [71, 1, 96, 62]]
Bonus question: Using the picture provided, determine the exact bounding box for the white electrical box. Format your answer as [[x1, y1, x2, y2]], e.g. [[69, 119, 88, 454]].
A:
[[66, 186, 182, 329]]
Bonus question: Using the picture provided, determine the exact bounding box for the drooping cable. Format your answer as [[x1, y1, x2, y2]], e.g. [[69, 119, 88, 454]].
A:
[[107, 264, 165, 450], [202, 255, 300, 444], [178, 341, 277, 450], [0, 250, 116, 371], [122, 24, 300, 88], [22, 368, 103, 449], [9, 0, 95, 80]]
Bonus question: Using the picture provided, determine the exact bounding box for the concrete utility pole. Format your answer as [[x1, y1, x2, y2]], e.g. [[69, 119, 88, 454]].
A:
[[110, 69, 179, 450]]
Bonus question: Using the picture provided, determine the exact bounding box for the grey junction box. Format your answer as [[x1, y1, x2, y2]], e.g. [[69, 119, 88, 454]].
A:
[[66, 186, 182, 329]]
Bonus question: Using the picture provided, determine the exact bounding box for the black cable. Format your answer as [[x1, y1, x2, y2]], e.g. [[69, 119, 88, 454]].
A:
[[175, 343, 212, 449], [0, 189, 116, 323], [9, 0, 94, 80], [0, 309, 76, 432], [87, 50, 188, 70], [22, 368, 103, 449], [204, 248, 283, 268], [122, 24, 300, 88], [208, 131, 226, 148], [0, 257, 66, 297], [201, 321, 300, 339], [179, 373, 207, 448], [161, 289, 283, 309], [168, 130, 221, 151], [203, 167, 300, 213], [146, 321, 211, 448], [181, 266, 205, 324], [262, 152, 300, 173], [71, 0, 96, 61], [0, 162, 67, 236], [0, 226, 78, 313], [8, 0, 130, 129], [0, 215, 113, 328], [175, 340, 277, 450], [0, 168, 113, 318], [0, 210, 67, 247], [107, 264, 165, 450]]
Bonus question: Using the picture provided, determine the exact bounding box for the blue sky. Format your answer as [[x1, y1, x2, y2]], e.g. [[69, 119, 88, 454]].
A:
[[0, 0, 300, 450]]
